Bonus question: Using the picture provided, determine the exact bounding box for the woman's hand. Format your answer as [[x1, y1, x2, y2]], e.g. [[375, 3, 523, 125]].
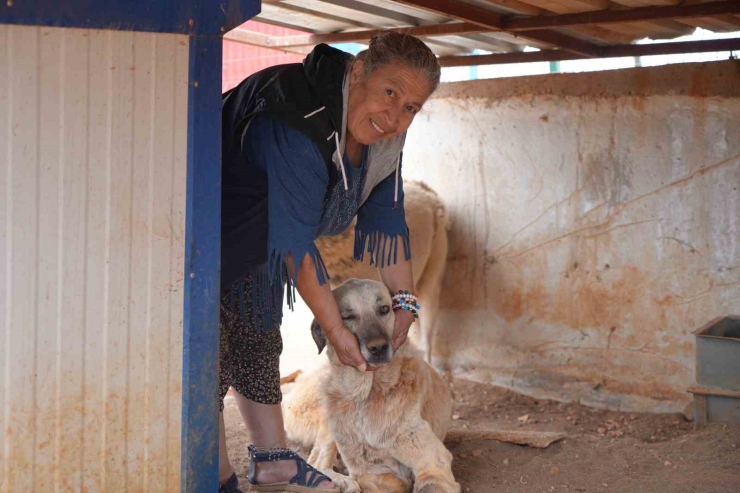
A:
[[324, 324, 369, 372], [289, 252, 371, 372], [392, 309, 416, 350], [376, 235, 417, 350]]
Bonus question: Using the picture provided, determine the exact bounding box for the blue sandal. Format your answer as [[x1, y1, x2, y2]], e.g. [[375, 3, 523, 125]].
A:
[[219, 473, 244, 493], [247, 445, 339, 492]]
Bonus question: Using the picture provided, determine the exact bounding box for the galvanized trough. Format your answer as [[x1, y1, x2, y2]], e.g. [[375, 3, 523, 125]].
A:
[[689, 315, 740, 428]]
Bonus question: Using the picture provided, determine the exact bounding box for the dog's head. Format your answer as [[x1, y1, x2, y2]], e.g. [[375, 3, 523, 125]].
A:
[[311, 279, 395, 367]]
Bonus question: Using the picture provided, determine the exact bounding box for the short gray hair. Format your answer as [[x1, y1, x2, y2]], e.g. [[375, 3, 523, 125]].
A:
[[355, 31, 441, 92]]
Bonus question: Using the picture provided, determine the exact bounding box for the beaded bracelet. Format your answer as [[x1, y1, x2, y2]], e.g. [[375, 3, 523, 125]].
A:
[[391, 290, 421, 319], [391, 290, 419, 303]]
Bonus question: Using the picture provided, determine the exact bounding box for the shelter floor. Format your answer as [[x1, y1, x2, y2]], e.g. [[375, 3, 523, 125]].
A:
[[223, 378, 740, 493]]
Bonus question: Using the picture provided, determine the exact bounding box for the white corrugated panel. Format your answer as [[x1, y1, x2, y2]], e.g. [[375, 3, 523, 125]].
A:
[[0, 25, 189, 491]]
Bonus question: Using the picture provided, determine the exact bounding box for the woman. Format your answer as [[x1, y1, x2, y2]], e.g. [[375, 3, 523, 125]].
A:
[[219, 32, 441, 492]]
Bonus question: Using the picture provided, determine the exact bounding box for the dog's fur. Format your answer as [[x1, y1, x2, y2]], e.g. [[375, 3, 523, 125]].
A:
[[283, 279, 460, 493], [316, 181, 449, 363]]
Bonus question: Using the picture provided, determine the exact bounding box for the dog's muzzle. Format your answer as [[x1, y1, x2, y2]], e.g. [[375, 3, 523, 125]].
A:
[[362, 337, 392, 365]]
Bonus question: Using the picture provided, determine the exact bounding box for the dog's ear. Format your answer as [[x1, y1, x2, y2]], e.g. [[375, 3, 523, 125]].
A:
[[310, 319, 327, 354]]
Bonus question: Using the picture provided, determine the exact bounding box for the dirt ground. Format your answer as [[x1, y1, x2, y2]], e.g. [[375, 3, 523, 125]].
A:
[[223, 375, 740, 493]]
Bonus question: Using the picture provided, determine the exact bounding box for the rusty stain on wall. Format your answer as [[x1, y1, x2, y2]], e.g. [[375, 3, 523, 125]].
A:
[[403, 60, 740, 414]]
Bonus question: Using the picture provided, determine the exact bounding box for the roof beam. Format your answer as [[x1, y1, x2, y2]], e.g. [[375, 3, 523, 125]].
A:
[[259, 1, 371, 30], [392, 0, 603, 56], [438, 37, 740, 66], [480, 0, 543, 17], [264, 22, 485, 47], [456, 33, 525, 54], [224, 28, 313, 55], [505, 1, 740, 31], [309, 0, 423, 25], [250, 5, 476, 55], [391, 0, 506, 29], [604, 36, 740, 57], [516, 29, 604, 56]]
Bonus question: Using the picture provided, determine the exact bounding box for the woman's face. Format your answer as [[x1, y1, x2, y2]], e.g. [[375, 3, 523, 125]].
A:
[[347, 60, 433, 146]]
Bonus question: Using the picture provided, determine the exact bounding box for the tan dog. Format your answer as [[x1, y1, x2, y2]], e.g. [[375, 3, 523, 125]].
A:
[[316, 181, 448, 363], [282, 279, 460, 493]]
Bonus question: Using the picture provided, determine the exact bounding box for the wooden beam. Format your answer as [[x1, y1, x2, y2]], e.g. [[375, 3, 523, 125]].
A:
[[266, 22, 485, 47], [393, 0, 504, 29], [311, 0, 422, 25], [480, 0, 543, 17], [568, 25, 637, 45], [273, 0, 414, 25], [479, 1, 634, 50], [516, 29, 604, 56], [260, 1, 371, 30], [459, 33, 526, 54], [224, 28, 313, 55], [505, 0, 740, 31], [440, 48, 585, 66], [604, 36, 740, 57], [438, 37, 740, 66], [224, 28, 272, 46], [249, 21, 628, 52], [393, 0, 603, 56], [227, 24, 475, 57]]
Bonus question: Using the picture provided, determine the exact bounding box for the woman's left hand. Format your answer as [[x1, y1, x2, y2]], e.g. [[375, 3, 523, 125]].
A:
[[392, 309, 416, 350], [376, 235, 417, 351]]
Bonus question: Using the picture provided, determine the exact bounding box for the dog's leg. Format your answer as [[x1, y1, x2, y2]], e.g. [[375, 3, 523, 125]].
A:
[[307, 429, 335, 468], [389, 421, 460, 493], [310, 425, 361, 493]]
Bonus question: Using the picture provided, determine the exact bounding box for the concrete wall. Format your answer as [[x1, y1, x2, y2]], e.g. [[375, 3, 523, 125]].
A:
[[403, 60, 740, 414]]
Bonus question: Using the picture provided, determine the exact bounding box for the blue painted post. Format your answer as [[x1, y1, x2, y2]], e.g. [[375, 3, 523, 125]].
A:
[[181, 33, 226, 493]]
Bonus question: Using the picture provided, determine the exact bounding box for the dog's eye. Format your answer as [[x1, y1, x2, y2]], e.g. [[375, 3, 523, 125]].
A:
[[379, 305, 390, 315], [341, 314, 356, 321]]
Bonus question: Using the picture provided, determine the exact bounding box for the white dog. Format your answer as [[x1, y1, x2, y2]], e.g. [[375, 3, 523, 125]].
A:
[[283, 279, 460, 493]]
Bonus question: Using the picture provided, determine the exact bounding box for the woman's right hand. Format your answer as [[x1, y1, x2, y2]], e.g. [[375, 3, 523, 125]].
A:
[[324, 324, 369, 372], [289, 251, 371, 372]]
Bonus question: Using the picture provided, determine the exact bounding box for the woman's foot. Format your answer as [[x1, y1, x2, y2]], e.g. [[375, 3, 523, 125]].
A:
[[253, 459, 334, 489], [248, 446, 336, 490]]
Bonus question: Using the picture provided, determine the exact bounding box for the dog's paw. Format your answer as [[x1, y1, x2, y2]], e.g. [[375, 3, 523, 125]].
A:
[[416, 486, 459, 493], [417, 487, 442, 493], [414, 479, 461, 493], [332, 475, 362, 493]]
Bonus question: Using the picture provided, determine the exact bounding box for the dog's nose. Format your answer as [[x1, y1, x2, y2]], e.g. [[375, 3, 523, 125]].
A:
[[366, 339, 389, 356]]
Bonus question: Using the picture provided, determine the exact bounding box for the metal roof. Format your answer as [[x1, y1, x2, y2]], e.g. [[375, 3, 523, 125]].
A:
[[225, 0, 740, 65]]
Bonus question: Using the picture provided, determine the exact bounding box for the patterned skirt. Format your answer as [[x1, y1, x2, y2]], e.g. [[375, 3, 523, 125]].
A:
[[219, 274, 283, 411]]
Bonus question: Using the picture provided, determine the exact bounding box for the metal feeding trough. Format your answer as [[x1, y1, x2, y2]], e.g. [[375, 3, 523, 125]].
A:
[[689, 316, 740, 428]]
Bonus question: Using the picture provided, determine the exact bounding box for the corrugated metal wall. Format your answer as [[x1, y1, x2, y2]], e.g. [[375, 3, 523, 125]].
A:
[[0, 25, 189, 491]]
